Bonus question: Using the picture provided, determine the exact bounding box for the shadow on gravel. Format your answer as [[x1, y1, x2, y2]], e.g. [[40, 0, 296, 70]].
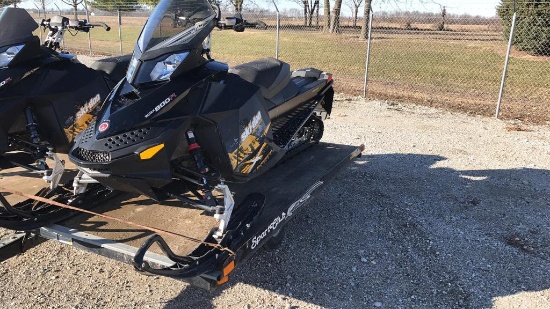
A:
[[165, 153, 550, 308]]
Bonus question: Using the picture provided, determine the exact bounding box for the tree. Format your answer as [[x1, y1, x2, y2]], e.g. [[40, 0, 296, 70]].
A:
[[360, 0, 371, 39], [329, 0, 343, 33], [0, 0, 21, 7], [289, 0, 319, 27], [322, 0, 330, 32], [34, 0, 53, 18], [345, 0, 363, 28], [498, 0, 550, 56], [436, 5, 446, 30], [229, 0, 244, 13], [61, 0, 83, 19]]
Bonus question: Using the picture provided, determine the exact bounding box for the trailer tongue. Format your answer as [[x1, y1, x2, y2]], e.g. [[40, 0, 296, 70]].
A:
[[0, 142, 363, 290]]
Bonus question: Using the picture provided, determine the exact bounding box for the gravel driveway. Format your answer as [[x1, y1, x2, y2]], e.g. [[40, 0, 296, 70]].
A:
[[1, 96, 549, 308]]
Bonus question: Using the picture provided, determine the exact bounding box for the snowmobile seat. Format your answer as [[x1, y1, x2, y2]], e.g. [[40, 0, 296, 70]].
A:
[[89, 54, 132, 83], [229, 58, 290, 100]]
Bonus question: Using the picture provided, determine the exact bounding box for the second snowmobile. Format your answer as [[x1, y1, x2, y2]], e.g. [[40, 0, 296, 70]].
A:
[[0, 8, 130, 187], [67, 0, 334, 236]]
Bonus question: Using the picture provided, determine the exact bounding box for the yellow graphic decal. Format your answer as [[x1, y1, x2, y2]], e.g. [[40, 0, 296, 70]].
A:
[[64, 94, 101, 141], [229, 123, 271, 174]]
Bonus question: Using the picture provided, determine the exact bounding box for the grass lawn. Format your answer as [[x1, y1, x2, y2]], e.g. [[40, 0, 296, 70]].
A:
[[53, 24, 550, 123]]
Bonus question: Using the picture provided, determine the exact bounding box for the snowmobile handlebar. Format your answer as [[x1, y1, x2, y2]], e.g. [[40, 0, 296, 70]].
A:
[[87, 22, 111, 31], [40, 17, 111, 33]]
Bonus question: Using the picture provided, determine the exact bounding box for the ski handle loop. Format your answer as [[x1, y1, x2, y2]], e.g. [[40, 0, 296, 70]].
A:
[[134, 234, 193, 269], [133, 233, 226, 279]]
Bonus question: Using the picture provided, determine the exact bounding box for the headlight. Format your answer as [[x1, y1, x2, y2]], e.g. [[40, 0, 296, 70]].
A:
[[149, 52, 189, 81], [0, 44, 24, 68], [128, 51, 189, 85], [126, 56, 139, 82]]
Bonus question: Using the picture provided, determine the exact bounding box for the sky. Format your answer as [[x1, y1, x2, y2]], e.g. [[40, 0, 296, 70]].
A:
[[279, 0, 502, 18], [15, 0, 502, 18], [368, 0, 501, 17], [364, 0, 500, 17]]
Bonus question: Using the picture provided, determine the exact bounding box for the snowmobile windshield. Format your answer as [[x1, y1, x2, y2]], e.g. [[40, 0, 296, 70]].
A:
[[125, 0, 215, 85], [136, 0, 214, 53], [0, 7, 38, 48], [0, 8, 39, 69]]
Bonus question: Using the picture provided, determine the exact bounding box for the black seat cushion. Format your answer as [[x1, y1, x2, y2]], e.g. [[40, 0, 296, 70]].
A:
[[89, 54, 132, 82], [228, 58, 290, 100]]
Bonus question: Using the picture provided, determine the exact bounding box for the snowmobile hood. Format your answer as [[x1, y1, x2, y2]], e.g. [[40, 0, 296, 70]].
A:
[[125, 0, 216, 86], [0, 7, 39, 49]]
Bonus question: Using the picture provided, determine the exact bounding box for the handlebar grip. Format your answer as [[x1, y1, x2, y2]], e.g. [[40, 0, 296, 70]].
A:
[[89, 22, 110, 31]]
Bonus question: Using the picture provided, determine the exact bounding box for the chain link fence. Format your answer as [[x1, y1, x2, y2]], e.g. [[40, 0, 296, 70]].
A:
[[4, 0, 550, 123]]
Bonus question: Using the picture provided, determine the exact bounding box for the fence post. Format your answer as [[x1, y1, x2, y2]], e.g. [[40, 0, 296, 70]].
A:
[[118, 9, 123, 55], [32, 4, 43, 43], [363, 8, 374, 98], [54, 3, 64, 49], [496, 2, 517, 118], [271, 0, 280, 59], [82, 1, 92, 56]]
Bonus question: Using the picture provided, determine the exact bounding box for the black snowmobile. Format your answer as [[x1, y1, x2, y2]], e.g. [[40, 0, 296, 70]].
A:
[[67, 0, 333, 239], [0, 8, 130, 188], [0, 0, 360, 287], [217, 12, 268, 32]]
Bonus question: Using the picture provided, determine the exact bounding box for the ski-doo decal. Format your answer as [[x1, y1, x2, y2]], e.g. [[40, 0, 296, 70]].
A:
[[228, 122, 271, 174], [64, 94, 102, 141], [240, 111, 262, 143], [0, 77, 12, 89]]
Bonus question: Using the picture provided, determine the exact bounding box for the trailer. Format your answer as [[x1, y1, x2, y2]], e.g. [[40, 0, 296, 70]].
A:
[[0, 142, 363, 290]]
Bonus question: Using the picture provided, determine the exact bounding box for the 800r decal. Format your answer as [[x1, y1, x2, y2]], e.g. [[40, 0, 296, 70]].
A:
[[145, 93, 177, 118], [250, 181, 323, 249]]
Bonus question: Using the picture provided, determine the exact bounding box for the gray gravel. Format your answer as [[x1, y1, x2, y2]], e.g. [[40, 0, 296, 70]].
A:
[[1, 95, 549, 308]]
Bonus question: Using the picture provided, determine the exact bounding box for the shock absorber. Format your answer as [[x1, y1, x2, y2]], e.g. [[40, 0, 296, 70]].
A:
[[185, 130, 216, 207], [25, 107, 41, 145], [25, 107, 47, 169], [185, 130, 208, 174]]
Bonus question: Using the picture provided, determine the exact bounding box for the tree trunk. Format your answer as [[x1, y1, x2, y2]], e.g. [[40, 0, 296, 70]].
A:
[[353, 6, 359, 27], [360, 0, 372, 39], [303, 0, 309, 26], [73, 4, 78, 19], [42, 2, 47, 19], [232, 0, 243, 13], [329, 0, 343, 33], [315, 1, 319, 27], [323, 0, 330, 33], [308, 1, 318, 26]]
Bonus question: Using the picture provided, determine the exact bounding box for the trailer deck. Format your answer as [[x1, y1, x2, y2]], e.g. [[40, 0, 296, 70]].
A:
[[0, 142, 363, 290]]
